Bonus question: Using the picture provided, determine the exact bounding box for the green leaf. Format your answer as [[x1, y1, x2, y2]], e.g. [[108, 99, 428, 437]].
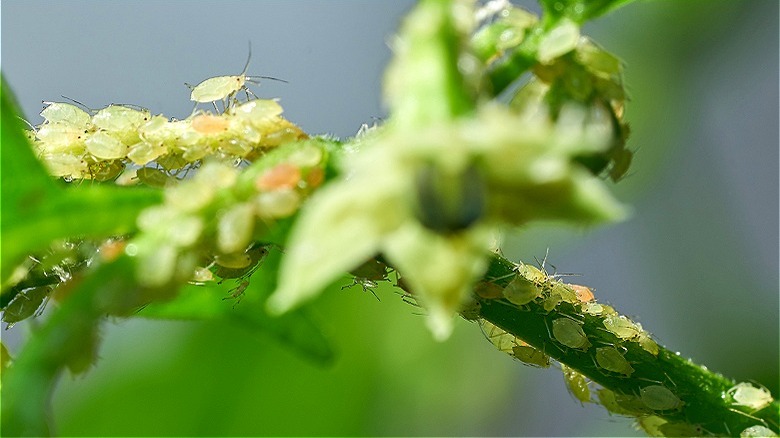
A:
[[0, 78, 162, 284], [139, 247, 335, 365], [539, 0, 636, 25]]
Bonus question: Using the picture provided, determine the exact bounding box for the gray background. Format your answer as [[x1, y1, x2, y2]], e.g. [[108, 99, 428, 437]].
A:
[[2, 1, 778, 436]]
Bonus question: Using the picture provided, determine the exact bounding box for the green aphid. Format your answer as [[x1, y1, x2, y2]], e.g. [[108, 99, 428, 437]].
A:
[[214, 244, 270, 280], [474, 280, 504, 299], [518, 263, 548, 286], [561, 364, 590, 403], [480, 320, 520, 355], [636, 332, 659, 356], [595, 346, 634, 376], [136, 167, 174, 188], [552, 317, 590, 350], [549, 282, 579, 304], [512, 345, 551, 368], [40, 102, 92, 128], [2, 286, 52, 326], [502, 275, 541, 305], [542, 294, 563, 312], [349, 259, 389, 283], [639, 385, 682, 411], [87, 159, 125, 182], [597, 388, 649, 416], [602, 314, 641, 340]]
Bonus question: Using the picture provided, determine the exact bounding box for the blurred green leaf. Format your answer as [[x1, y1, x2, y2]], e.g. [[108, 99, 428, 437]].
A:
[[539, 0, 636, 25], [0, 78, 162, 285], [139, 247, 335, 365]]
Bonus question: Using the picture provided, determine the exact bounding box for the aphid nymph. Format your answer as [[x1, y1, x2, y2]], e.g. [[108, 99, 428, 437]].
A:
[[188, 43, 286, 111]]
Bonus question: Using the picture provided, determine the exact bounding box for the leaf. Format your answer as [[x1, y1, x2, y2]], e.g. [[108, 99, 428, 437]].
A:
[[0, 77, 162, 285], [139, 247, 335, 365], [539, 0, 636, 25]]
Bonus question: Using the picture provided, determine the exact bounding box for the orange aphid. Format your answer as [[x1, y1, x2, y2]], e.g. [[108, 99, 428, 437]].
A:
[[191, 114, 230, 134], [305, 167, 325, 189], [256, 163, 301, 191], [570, 284, 595, 303], [98, 239, 127, 262]]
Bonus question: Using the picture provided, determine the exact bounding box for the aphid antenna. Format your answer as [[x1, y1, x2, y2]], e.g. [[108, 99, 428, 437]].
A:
[[59, 95, 96, 113], [244, 75, 289, 84], [722, 422, 732, 437], [18, 117, 37, 132]]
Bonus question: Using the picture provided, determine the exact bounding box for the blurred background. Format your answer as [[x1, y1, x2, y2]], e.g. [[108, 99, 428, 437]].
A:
[[1, 1, 777, 436]]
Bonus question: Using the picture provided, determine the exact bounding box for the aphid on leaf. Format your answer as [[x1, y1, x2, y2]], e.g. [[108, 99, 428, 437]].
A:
[[86, 159, 125, 182], [551, 317, 590, 350], [136, 167, 173, 188], [343, 258, 391, 300], [188, 43, 286, 111], [595, 346, 634, 376]]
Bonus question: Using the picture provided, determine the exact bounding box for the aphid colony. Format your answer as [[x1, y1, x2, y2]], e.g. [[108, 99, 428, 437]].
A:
[[27, 97, 306, 184]]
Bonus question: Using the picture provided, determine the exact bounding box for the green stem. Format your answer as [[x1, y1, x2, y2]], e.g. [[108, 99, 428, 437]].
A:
[[474, 253, 779, 436]]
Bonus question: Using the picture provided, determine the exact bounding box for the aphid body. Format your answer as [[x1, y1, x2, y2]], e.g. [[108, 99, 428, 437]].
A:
[[728, 382, 774, 411], [551, 317, 590, 350], [639, 385, 682, 411], [595, 346, 634, 376], [561, 364, 591, 403]]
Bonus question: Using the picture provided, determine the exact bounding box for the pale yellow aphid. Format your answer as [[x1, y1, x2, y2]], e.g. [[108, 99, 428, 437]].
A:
[[85, 131, 127, 160], [602, 314, 642, 340], [189, 44, 285, 108], [40, 102, 91, 128], [728, 382, 774, 411], [92, 104, 150, 132], [217, 202, 256, 254], [511, 344, 550, 368], [740, 425, 778, 437]]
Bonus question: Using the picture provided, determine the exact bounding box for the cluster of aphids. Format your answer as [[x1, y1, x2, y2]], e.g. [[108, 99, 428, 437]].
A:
[[25, 64, 306, 185], [3, 66, 322, 324], [468, 261, 777, 436]]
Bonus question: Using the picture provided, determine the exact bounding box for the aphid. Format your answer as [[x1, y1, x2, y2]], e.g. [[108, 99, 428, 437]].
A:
[[343, 258, 390, 300], [596, 388, 650, 416], [728, 382, 774, 411], [2, 286, 52, 327], [640, 385, 682, 411], [561, 364, 590, 403], [190, 266, 214, 284], [414, 163, 485, 234], [502, 274, 541, 305], [217, 202, 256, 254], [474, 280, 504, 299], [569, 284, 595, 303], [595, 346, 634, 376], [214, 243, 269, 280], [35, 121, 87, 151], [551, 317, 590, 350], [86, 159, 125, 182], [136, 243, 178, 287], [602, 315, 642, 341], [479, 320, 520, 355], [190, 113, 231, 135], [40, 101, 91, 128], [740, 425, 777, 437], [136, 167, 173, 188], [256, 163, 302, 191], [511, 344, 551, 368], [636, 331, 659, 356], [127, 141, 166, 165], [91, 104, 150, 144], [189, 44, 285, 110], [84, 131, 127, 160]]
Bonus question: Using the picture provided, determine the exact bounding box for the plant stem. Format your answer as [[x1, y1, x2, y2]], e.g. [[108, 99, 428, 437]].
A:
[[474, 253, 779, 436]]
